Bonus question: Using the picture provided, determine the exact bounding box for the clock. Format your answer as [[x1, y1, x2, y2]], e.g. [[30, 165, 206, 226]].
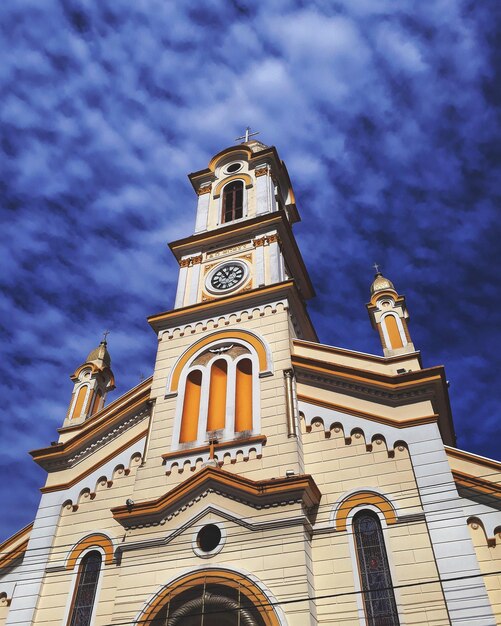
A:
[[206, 260, 248, 294]]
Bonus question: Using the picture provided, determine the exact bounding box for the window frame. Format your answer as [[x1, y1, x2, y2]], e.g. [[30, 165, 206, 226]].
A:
[[171, 342, 261, 452], [346, 505, 401, 626], [62, 547, 105, 626], [220, 179, 246, 224]]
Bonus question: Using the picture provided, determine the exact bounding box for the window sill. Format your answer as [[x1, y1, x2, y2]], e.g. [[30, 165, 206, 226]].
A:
[[162, 435, 266, 475]]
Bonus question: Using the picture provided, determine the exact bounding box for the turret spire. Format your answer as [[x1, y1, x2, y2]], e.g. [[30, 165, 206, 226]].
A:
[[62, 337, 115, 427], [366, 270, 415, 356]]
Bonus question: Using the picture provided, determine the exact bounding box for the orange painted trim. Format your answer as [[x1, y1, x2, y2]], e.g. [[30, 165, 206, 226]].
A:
[[298, 394, 438, 428], [149, 280, 293, 325], [66, 533, 114, 569], [141, 569, 281, 626], [293, 339, 421, 366], [58, 377, 152, 434], [169, 213, 284, 256], [169, 329, 269, 392], [452, 470, 501, 498], [445, 446, 501, 472], [0, 521, 33, 571], [207, 145, 253, 172], [112, 466, 320, 525], [213, 173, 252, 196], [40, 427, 147, 493], [293, 355, 442, 390], [335, 492, 397, 531], [31, 389, 150, 463], [161, 435, 267, 461]]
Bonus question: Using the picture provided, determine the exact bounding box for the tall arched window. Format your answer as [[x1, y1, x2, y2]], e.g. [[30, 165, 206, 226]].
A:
[[68, 551, 102, 626], [235, 358, 253, 433], [222, 181, 244, 223], [175, 343, 261, 449], [353, 511, 399, 626], [383, 314, 404, 350], [180, 370, 203, 443]]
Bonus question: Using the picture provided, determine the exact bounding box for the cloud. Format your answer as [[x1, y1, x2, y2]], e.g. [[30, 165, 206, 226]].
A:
[[0, 0, 499, 540]]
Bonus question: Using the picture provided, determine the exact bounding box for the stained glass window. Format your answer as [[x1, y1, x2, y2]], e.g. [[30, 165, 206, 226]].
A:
[[354, 511, 400, 626], [222, 181, 244, 223], [68, 551, 102, 626]]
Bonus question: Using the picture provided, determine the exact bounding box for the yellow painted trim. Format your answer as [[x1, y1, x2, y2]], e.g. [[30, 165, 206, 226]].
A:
[[40, 427, 148, 493], [298, 394, 438, 428], [335, 491, 397, 531], [207, 145, 253, 172], [213, 174, 252, 196], [66, 533, 114, 569], [141, 569, 281, 626], [170, 329, 269, 393]]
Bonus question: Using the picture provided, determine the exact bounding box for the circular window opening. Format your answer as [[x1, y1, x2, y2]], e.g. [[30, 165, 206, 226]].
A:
[[197, 524, 222, 553], [225, 162, 242, 173]]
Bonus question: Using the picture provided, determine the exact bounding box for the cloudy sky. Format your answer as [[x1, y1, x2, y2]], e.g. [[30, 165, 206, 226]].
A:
[[0, 0, 499, 540]]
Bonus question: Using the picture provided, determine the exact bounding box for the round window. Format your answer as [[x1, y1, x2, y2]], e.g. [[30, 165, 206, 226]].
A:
[[225, 162, 242, 174], [197, 524, 222, 553]]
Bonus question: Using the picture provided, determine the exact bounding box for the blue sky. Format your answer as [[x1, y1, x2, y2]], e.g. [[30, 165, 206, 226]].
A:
[[0, 0, 500, 540]]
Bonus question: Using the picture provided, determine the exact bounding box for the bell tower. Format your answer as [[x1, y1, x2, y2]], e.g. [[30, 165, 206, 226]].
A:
[[170, 137, 314, 312], [145, 135, 317, 474]]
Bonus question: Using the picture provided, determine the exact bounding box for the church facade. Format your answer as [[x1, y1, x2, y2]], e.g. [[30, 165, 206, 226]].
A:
[[1, 139, 500, 626]]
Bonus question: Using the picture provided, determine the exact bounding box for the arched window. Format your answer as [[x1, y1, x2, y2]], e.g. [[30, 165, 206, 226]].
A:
[[235, 358, 253, 433], [180, 370, 203, 443], [353, 511, 399, 626], [383, 314, 404, 350], [222, 180, 244, 223], [176, 344, 260, 449], [67, 550, 102, 626]]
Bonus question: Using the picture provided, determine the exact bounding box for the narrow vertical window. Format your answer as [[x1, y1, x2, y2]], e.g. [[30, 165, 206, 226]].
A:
[[222, 181, 244, 223], [235, 359, 253, 432], [71, 386, 88, 420], [384, 315, 403, 349], [207, 360, 227, 432], [180, 370, 202, 443], [354, 511, 399, 626], [68, 551, 102, 626]]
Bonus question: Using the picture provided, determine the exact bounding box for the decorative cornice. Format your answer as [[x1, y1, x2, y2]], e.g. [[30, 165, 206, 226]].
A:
[[162, 435, 266, 474], [452, 470, 501, 499], [299, 394, 438, 429], [111, 466, 321, 529], [168, 210, 315, 299], [292, 338, 422, 367], [150, 281, 317, 342], [180, 254, 203, 268], [294, 355, 456, 445], [445, 446, 501, 472], [196, 184, 212, 195], [118, 505, 312, 555], [31, 396, 151, 472], [40, 428, 147, 493], [158, 299, 287, 342]]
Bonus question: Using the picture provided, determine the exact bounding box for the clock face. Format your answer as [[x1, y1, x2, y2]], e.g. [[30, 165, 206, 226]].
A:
[[207, 261, 247, 293]]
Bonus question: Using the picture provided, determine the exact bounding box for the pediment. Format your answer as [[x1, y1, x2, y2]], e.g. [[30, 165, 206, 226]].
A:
[[111, 466, 321, 530]]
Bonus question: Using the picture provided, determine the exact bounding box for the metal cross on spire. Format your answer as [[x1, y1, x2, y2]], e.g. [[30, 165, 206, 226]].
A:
[[235, 126, 260, 143], [102, 329, 110, 343], [373, 262, 381, 274]]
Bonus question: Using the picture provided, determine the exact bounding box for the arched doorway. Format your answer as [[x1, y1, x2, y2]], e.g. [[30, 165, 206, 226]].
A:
[[140, 570, 282, 626]]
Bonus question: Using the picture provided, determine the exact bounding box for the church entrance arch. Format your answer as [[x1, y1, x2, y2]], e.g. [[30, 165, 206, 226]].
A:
[[140, 570, 283, 626]]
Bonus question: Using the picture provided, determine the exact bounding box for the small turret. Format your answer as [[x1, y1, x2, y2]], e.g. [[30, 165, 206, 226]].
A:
[[63, 335, 115, 427], [367, 270, 415, 357]]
